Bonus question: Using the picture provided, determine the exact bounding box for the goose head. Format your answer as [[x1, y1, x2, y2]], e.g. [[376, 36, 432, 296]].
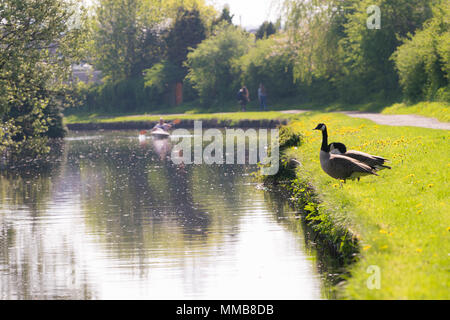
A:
[[313, 123, 327, 131], [329, 142, 347, 154]]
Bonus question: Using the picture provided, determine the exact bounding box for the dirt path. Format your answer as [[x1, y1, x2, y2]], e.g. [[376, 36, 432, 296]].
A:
[[280, 110, 450, 130]]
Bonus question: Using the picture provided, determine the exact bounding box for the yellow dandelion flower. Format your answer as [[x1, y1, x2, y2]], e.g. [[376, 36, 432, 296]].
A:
[[416, 248, 423, 253], [381, 245, 388, 250], [363, 245, 372, 251], [416, 203, 423, 208], [428, 184, 434, 188], [417, 210, 423, 215], [379, 229, 388, 234], [446, 227, 450, 232]]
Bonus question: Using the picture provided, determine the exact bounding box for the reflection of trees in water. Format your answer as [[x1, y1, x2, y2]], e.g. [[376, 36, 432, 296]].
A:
[[0, 141, 96, 299], [0, 131, 273, 299], [71, 137, 214, 240], [70, 134, 256, 252], [0, 141, 64, 215]]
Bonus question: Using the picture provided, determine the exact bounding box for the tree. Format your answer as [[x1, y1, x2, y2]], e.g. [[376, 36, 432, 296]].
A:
[[338, 0, 434, 102], [186, 23, 252, 105], [393, 2, 450, 102], [0, 0, 87, 158], [92, 0, 166, 82], [238, 37, 297, 100], [284, 0, 435, 103], [256, 21, 277, 39], [166, 7, 207, 79], [212, 5, 234, 27], [284, 0, 350, 85]]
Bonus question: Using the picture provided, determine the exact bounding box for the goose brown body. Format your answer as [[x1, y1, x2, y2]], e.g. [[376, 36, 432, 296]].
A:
[[320, 150, 378, 180]]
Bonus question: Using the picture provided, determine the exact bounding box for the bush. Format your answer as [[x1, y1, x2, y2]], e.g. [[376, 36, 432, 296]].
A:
[[238, 37, 298, 101], [393, 3, 450, 102], [75, 77, 163, 114], [186, 23, 253, 106]]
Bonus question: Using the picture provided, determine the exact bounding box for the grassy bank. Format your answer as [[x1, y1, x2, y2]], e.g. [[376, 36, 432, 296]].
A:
[[65, 99, 450, 128], [382, 102, 450, 122], [283, 112, 449, 299], [64, 111, 295, 125]]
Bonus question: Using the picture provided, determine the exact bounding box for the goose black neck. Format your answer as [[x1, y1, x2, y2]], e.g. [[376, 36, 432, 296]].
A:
[[321, 128, 329, 152]]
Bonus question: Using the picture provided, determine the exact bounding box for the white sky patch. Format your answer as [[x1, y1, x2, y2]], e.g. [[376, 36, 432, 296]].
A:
[[82, 0, 282, 29]]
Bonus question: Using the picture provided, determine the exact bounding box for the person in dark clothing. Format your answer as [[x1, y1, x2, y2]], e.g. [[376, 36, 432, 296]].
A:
[[237, 86, 250, 112]]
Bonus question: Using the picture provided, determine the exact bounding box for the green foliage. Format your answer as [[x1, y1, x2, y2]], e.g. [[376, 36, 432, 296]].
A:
[[393, 2, 450, 102], [212, 5, 234, 27], [144, 61, 183, 94], [186, 23, 253, 105], [284, 0, 435, 104], [0, 0, 87, 159], [284, 0, 347, 84], [92, 0, 165, 82], [75, 77, 161, 113], [288, 177, 358, 265], [85, 0, 215, 111], [337, 0, 433, 102], [278, 125, 302, 151], [166, 7, 207, 78], [238, 37, 298, 101], [256, 21, 277, 39]]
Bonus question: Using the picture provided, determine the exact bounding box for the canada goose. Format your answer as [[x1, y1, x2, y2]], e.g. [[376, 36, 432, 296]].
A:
[[329, 142, 391, 171], [313, 123, 378, 182]]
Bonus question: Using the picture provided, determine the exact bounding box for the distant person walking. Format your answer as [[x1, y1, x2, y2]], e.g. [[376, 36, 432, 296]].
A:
[[237, 86, 250, 112], [258, 83, 268, 111]]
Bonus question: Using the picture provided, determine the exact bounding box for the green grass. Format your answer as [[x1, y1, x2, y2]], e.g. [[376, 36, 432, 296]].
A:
[[286, 112, 449, 299], [64, 111, 296, 125], [382, 101, 450, 122]]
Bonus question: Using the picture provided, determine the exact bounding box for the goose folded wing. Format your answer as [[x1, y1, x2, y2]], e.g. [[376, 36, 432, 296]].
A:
[[330, 155, 378, 176], [347, 150, 388, 162]]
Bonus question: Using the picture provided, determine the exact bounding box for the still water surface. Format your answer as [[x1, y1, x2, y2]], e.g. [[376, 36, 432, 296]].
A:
[[0, 131, 325, 299]]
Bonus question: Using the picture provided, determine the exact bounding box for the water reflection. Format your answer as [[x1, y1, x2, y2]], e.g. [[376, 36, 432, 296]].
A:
[[0, 131, 323, 299]]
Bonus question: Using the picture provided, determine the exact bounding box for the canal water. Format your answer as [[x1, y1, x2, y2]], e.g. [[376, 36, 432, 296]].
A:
[[0, 130, 327, 299]]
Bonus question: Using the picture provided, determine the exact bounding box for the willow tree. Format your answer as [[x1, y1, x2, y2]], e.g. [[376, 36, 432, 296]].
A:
[[284, 0, 350, 84]]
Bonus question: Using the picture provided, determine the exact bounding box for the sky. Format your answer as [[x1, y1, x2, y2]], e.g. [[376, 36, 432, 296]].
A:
[[207, 0, 282, 29], [83, 0, 283, 30]]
